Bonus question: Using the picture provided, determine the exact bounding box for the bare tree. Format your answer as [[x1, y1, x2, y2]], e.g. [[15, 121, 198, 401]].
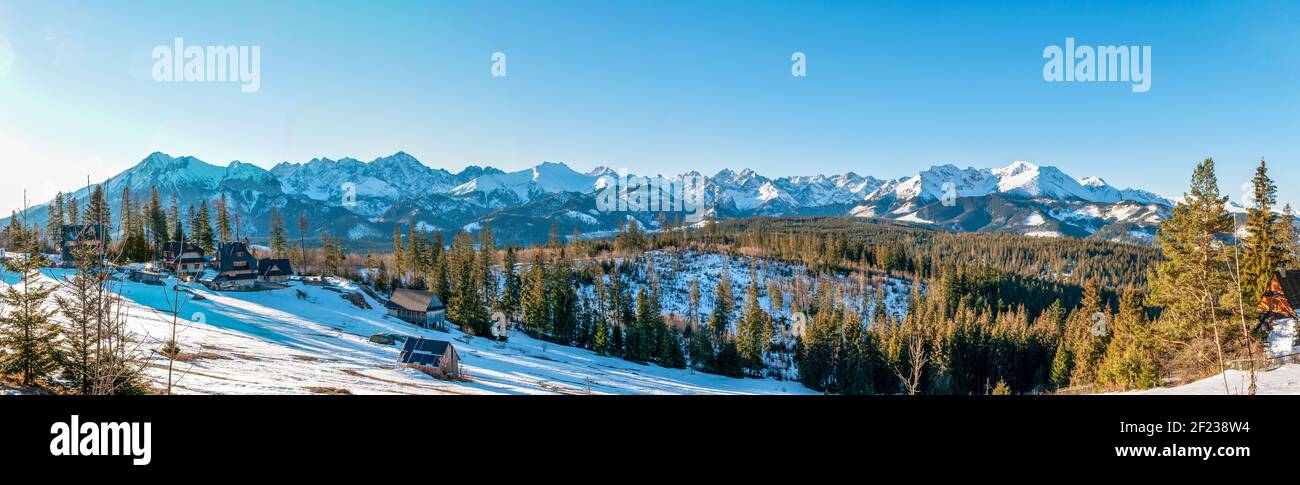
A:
[[892, 333, 928, 395], [55, 182, 152, 395], [1230, 245, 1258, 395], [155, 231, 198, 395]]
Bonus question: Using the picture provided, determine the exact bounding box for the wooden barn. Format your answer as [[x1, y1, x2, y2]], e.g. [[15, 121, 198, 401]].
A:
[[1259, 269, 1300, 319], [385, 288, 446, 328], [398, 337, 460, 379]]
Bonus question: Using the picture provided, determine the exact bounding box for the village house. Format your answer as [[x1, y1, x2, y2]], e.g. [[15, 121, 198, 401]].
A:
[[1259, 268, 1300, 319], [210, 241, 258, 290], [397, 337, 460, 379], [257, 258, 294, 283], [60, 224, 104, 267], [385, 288, 446, 328], [157, 242, 206, 279]]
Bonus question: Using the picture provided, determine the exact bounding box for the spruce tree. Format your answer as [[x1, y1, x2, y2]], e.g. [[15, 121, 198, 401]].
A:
[[1147, 158, 1235, 389], [85, 184, 111, 236], [500, 246, 521, 319], [45, 191, 63, 251], [1279, 205, 1299, 268], [148, 187, 167, 248], [0, 214, 59, 387], [1066, 281, 1107, 386], [736, 269, 772, 374], [215, 194, 231, 244], [65, 192, 79, 226], [169, 196, 183, 242], [269, 208, 289, 257], [522, 255, 550, 338], [477, 224, 497, 316], [196, 200, 215, 253], [709, 268, 735, 343], [1242, 159, 1281, 305], [1096, 287, 1160, 390]]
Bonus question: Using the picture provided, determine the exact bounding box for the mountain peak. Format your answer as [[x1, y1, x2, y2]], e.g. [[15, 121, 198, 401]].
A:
[[1079, 176, 1108, 187], [994, 160, 1041, 177]]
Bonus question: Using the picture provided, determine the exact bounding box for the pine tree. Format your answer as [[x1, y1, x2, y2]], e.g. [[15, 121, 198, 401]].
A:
[[1278, 205, 1299, 268], [269, 208, 288, 257], [296, 210, 310, 271], [1066, 281, 1108, 386], [119, 186, 133, 239], [477, 224, 497, 315], [45, 191, 64, 251], [1147, 158, 1235, 390], [660, 326, 686, 369], [550, 256, 579, 345], [215, 194, 232, 244], [446, 231, 488, 334], [85, 184, 111, 234], [499, 246, 521, 319], [57, 222, 148, 395], [767, 278, 783, 314], [1049, 337, 1072, 390], [0, 213, 59, 386], [65, 192, 79, 226], [1242, 159, 1282, 305], [522, 254, 550, 337], [195, 201, 215, 253], [688, 278, 701, 326], [736, 268, 772, 374], [709, 267, 735, 343], [148, 187, 167, 248], [391, 224, 405, 282], [431, 232, 450, 300], [592, 314, 610, 356], [1097, 287, 1160, 390], [319, 229, 343, 276], [168, 195, 183, 242]]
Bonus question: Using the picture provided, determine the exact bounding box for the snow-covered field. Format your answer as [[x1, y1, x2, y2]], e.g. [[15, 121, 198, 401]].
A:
[[0, 268, 814, 395], [608, 250, 913, 324], [1128, 365, 1300, 396]]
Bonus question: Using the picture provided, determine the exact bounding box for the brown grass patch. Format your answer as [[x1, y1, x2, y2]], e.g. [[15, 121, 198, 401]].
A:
[[162, 350, 230, 362], [306, 386, 352, 395]]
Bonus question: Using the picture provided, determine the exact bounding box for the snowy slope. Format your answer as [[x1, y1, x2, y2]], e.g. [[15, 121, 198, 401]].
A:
[[1, 269, 812, 395], [452, 159, 598, 202], [864, 161, 1170, 206], [1127, 319, 1300, 395]]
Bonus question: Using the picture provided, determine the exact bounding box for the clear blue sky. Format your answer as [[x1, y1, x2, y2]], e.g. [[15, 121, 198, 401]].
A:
[[0, 0, 1297, 214]]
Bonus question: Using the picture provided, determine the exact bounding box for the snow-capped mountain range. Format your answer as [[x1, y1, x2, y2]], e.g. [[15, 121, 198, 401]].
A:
[[16, 152, 1182, 246]]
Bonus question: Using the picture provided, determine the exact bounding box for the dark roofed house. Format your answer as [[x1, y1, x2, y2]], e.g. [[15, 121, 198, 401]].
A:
[[1260, 269, 1300, 319], [398, 337, 460, 378], [211, 242, 258, 290], [385, 288, 446, 328], [257, 258, 293, 283], [157, 242, 206, 279], [60, 224, 105, 267]]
